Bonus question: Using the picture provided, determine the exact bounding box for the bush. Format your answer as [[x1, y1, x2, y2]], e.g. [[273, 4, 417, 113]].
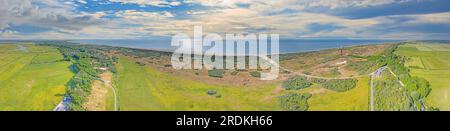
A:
[[322, 79, 357, 92], [282, 76, 312, 90], [278, 93, 312, 111], [231, 71, 239, 76], [208, 69, 224, 78], [249, 71, 261, 78], [207, 90, 217, 95], [310, 78, 327, 84]]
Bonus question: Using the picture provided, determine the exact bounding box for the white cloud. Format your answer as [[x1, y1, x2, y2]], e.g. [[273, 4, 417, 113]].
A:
[[0, 0, 104, 31], [109, 0, 181, 7], [1, 0, 448, 40], [77, 0, 88, 4]]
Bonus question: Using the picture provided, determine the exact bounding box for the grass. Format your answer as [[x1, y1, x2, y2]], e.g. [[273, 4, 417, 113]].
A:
[[405, 57, 425, 69], [284, 77, 369, 111], [306, 77, 369, 111], [396, 43, 450, 110], [0, 44, 73, 111], [373, 70, 410, 111], [115, 56, 280, 111]]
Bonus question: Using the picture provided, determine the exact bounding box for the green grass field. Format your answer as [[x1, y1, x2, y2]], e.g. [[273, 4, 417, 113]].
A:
[[115, 57, 280, 111], [292, 77, 369, 111], [396, 43, 450, 110], [0, 44, 73, 111]]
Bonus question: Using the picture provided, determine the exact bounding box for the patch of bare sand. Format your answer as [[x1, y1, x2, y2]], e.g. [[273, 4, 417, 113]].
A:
[[83, 72, 113, 111], [262, 86, 284, 102], [308, 88, 330, 95]]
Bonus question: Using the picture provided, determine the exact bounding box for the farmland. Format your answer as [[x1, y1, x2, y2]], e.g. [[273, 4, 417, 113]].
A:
[[0, 44, 73, 111], [395, 43, 450, 110]]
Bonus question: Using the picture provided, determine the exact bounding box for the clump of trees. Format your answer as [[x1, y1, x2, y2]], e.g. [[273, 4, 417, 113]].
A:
[[282, 76, 312, 90], [322, 79, 358, 92], [208, 69, 224, 78], [278, 93, 312, 111]]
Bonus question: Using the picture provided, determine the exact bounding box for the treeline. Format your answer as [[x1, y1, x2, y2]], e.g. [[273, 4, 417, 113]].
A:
[[39, 42, 117, 110], [376, 43, 433, 111], [382, 45, 432, 111], [345, 43, 433, 110]]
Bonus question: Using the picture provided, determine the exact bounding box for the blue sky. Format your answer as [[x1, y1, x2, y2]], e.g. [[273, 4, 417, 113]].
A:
[[0, 0, 450, 40]]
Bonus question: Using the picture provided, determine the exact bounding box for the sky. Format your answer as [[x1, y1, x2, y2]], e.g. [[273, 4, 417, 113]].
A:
[[0, 0, 449, 40]]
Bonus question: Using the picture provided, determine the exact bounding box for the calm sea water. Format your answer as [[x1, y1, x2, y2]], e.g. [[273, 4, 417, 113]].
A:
[[72, 39, 400, 54]]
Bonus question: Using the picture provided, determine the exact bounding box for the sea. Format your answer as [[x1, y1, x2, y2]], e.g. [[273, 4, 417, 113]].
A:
[[72, 39, 400, 54]]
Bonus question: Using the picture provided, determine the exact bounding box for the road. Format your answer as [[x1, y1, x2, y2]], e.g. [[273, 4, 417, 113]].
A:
[[53, 96, 70, 111], [99, 79, 118, 111]]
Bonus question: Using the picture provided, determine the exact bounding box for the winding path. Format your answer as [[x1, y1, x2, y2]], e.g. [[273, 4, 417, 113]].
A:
[[260, 56, 373, 80], [99, 78, 118, 111]]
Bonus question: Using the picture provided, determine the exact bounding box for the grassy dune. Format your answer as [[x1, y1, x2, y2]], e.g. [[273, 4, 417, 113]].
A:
[[0, 44, 73, 111], [396, 43, 450, 110], [115, 56, 279, 111]]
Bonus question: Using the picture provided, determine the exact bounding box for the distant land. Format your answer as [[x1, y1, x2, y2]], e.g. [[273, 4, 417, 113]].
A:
[[69, 39, 401, 54]]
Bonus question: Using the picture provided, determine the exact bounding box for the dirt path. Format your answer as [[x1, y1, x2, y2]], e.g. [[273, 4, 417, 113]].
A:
[[84, 72, 118, 111], [260, 56, 372, 80], [100, 75, 118, 111]]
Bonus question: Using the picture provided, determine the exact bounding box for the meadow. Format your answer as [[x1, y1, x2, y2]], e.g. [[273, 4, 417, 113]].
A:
[[0, 44, 73, 111], [115, 56, 280, 111], [395, 43, 450, 110], [286, 77, 369, 111]]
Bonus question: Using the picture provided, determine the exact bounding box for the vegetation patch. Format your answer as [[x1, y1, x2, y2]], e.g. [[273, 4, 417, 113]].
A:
[[282, 76, 312, 90], [208, 69, 224, 78], [45, 42, 116, 111], [322, 79, 357, 92], [278, 93, 312, 111], [249, 71, 261, 78]]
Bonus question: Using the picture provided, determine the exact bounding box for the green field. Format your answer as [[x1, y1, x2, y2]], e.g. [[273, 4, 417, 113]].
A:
[[292, 77, 369, 111], [115, 57, 280, 111], [396, 43, 450, 110], [0, 44, 73, 111]]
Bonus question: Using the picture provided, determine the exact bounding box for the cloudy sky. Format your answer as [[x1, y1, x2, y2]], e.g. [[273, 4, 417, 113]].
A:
[[0, 0, 449, 40]]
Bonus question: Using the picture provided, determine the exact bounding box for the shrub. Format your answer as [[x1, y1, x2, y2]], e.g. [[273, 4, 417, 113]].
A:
[[208, 69, 224, 78], [282, 76, 312, 90], [250, 71, 261, 78], [207, 90, 217, 95], [322, 79, 357, 92], [278, 93, 312, 111], [310, 78, 327, 84]]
